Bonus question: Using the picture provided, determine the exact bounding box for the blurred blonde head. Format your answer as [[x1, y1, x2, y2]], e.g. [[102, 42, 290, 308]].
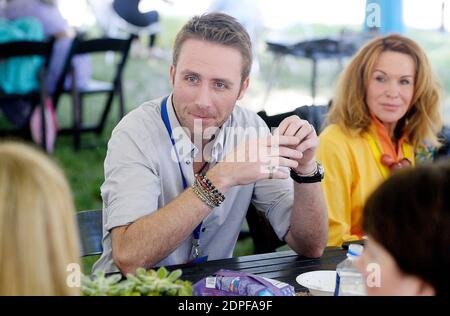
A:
[[0, 142, 80, 295], [327, 34, 443, 149]]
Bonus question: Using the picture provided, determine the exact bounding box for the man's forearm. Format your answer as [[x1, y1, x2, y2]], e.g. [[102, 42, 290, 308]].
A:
[[286, 182, 328, 257], [112, 188, 213, 274], [112, 170, 231, 275]]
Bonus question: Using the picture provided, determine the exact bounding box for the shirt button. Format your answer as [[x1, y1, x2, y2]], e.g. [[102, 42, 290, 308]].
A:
[[186, 160, 191, 165], [201, 227, 206, 232]]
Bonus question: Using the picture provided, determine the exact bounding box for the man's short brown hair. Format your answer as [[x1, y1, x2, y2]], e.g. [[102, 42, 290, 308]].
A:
[[172, 13, 252, 84]]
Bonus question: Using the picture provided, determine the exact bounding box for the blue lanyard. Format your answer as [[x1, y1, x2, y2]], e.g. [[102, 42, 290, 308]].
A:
[[160, 97, 206, 262]]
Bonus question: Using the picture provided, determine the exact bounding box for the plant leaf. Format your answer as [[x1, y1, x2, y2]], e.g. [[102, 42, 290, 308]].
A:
[[156, 267, 169, 279], [167, 269, 182, 282]]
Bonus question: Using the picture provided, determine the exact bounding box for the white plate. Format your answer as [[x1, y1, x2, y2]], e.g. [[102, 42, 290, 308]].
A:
[[296, 270, 336, 296]]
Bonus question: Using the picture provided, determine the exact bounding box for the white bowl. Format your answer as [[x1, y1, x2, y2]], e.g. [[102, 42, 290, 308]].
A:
[[296, 270, 336, 296]]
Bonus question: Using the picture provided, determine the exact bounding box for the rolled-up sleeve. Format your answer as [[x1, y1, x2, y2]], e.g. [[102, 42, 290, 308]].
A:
[[101, 128, 161, 232]]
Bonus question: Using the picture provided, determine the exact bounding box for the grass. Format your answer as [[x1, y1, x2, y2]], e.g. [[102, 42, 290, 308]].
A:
[[3, 17, 450, 274]]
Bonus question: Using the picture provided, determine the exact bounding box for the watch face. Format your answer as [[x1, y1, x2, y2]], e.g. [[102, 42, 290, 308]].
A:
[[317, 162, 324, 178], [318, 163, 324, 173]]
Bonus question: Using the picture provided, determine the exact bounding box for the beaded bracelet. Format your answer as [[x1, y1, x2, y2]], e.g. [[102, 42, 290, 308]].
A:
[[192, 179, 219, 208], [193, 175, 224, 207], [191, 173, 225, 208], [192, 184, 217, 208], [197, 174, 225, 200], [196, 174, 225, 204]]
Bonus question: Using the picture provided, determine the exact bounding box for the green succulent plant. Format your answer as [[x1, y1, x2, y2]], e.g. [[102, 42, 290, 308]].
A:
[[82, 267, 193, 296]]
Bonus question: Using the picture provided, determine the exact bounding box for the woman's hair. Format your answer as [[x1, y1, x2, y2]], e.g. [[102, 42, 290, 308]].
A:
[[327, 34, 443, 149], [0, 142, 80, 295], [172, 12, 252, 85], [363, 162, 450, 296]]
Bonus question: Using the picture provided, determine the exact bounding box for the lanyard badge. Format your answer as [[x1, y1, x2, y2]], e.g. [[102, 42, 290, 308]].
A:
[[190, 239, 208, 263], [160, 96, 208, 264]]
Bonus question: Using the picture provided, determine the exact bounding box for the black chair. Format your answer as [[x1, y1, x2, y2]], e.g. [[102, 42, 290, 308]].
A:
[[258, 104, 329, 133], [76, 209, 103, 257], [436, 125, 450, 161], [294, 105, 329, 133], [0, 39, 55, 151], [53, 35, 134, 150], [257, 109, 296, 130]]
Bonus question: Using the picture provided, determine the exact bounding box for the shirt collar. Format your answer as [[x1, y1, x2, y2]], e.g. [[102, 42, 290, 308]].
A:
[[205, 116, 230, 163], [164, 94, 231, 162], [165, 94, 198, 160]]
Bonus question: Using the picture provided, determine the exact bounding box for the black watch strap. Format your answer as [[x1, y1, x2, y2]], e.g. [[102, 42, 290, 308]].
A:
[[290, 162, 324, 183]]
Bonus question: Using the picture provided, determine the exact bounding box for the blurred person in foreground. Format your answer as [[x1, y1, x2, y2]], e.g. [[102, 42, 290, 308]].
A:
[[357, 162, 450, 296], [0, 141, 80, 295], [317, 34, 443, 247]]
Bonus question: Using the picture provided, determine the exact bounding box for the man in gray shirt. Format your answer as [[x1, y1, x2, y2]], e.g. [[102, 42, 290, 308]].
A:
[[93, 13, 328, 275]]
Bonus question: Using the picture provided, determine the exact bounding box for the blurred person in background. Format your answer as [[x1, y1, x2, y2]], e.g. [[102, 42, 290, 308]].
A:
[[0, 141, 81, 295], [113, 0, 171, 58], [89, 0, 172, 59], [1, 0, 92, 152], [317, 34, 443, 247], [2, 0, 92, 93], [206, 0, 264, 73]]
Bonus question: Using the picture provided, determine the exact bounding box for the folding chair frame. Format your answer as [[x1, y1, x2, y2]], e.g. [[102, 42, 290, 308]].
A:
[[0, 39, 54, 152], [53, 35, 134, 150]]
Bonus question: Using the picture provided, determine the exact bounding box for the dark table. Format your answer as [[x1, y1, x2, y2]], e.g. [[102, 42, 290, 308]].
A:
[[263, 34, 373, 105], [166, 246, 347, 293]]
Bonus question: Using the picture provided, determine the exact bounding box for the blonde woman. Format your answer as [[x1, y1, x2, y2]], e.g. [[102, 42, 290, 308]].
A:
[[317, 34, 443, 246], [0, 142, 80, 295]]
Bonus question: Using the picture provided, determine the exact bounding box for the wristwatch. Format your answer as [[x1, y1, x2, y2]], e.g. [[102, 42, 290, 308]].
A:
[[290, 161, 324, 183]]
